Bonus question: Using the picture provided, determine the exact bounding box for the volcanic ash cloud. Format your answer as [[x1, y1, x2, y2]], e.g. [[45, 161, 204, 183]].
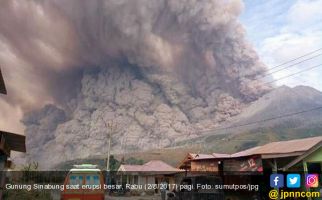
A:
[[0, 0, 271, 168]]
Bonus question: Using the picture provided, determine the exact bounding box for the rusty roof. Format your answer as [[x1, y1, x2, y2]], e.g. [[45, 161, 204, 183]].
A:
[[119, 164, 143, 172], [189, 153, 214, 160], [180, 137, 322, 163], [189, 153, 229, 160], [0, 68, 6, 94], [212, 153, 231, 158], [177, 152, 229, 169], [141, 160, 180, 172], [230, 136, 322, 158]]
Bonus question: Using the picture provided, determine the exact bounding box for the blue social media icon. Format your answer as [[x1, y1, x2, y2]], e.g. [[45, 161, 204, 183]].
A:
[[270, 174, 284, 188], [287, 174, 301, 188]]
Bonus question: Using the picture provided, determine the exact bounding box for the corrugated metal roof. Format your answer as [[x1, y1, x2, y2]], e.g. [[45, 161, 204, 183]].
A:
[[179, 137, 322, 169], [177, 153, 229, 169], [230, 136, 322, 158], [120, 164, 143, 171], [182, 137, 322, 161], [141, 160, 180, 172], [189, 153, 214, 160], [188, 153, 230, 160], [230, 146, 262, 158], [0, 68, 7, 94], [212, 153, 231, 158]]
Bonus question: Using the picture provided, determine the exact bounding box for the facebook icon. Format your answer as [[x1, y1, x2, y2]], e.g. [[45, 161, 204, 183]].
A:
[[270, 174, 284, 188]]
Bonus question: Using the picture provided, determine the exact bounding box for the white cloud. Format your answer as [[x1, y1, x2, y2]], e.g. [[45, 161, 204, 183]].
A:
[[287, 0, 322, 29], [259, 32, 322, 90], [249, 0, 322, 91]]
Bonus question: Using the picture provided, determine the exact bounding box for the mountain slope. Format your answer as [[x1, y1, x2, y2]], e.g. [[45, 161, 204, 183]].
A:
[[230, 85, 322, 127], [178, 85, 322, 153]]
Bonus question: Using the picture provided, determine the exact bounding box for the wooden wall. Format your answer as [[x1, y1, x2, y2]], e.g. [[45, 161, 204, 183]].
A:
[[191, 160, 218, 172]]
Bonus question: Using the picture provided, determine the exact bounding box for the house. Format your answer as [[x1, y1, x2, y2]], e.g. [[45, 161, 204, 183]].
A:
[[117, 160, 181, 194], [179, 136, 322, 174], [178, 136, 322, 200], [227, 136, 322, 173], [226, 137, 322, 200], [178, 153, 229, 172], [0, 68, 26, 200]]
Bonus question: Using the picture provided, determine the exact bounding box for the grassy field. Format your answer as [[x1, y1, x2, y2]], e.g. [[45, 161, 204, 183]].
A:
[[56, 124, 322, 170], [55, 146, 202, 170], [179, 124, 322, 154]]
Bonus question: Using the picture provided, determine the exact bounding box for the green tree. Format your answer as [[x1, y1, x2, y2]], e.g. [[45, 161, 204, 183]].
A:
[[108, 155, 120, 171], [125, 157, 144, 165]]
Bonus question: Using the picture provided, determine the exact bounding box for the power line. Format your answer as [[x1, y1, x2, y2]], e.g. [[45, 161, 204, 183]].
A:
[[244, 48, 322, 86], [266, 63, 322, 85], [198, 61, 322, 134], [246, 64, 320, 110], [250, 51, 322, 100], [265, 47, 322, 72], [199, 105, 322, 135], [192, 49, 322, 139], [254, 53, 322, 81]]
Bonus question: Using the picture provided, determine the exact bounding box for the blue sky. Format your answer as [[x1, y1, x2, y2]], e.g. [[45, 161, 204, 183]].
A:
[[240, 0, 322, 90]]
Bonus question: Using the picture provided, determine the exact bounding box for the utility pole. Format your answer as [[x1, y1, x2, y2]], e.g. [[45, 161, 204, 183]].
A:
[[100, 117, 118, 186], [99, 114, 118, 172], [106, 120, 117, 171]]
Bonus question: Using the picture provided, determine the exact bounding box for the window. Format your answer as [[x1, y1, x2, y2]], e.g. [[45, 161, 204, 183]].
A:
[[69, 175, 83, 185], [86, 175, 100, 185]]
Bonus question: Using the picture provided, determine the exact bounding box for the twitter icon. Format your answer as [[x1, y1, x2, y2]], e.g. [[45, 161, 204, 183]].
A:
[[287, 174, 301, 188]]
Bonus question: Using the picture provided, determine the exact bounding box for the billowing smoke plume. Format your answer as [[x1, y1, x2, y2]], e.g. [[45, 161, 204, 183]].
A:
[[0, 0, 271, 168]]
